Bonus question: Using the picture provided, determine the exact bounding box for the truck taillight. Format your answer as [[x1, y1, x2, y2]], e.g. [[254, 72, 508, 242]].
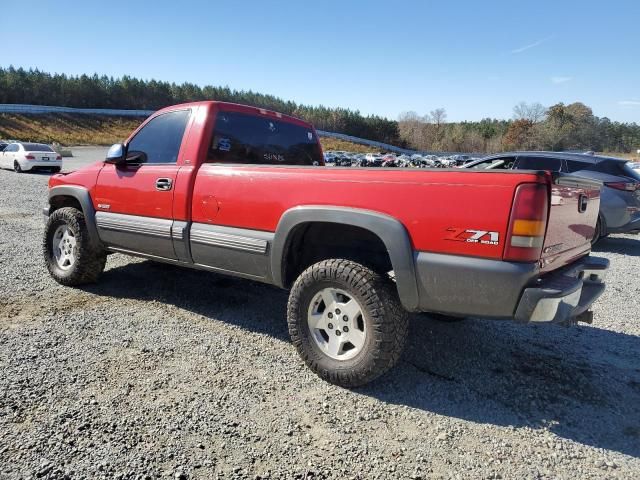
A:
[[504, 183, 549, 262], [605, 181, 638, 192]]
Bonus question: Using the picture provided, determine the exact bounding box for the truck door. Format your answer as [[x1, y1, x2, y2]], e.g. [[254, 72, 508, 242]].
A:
[[93, 109, 191, 259]]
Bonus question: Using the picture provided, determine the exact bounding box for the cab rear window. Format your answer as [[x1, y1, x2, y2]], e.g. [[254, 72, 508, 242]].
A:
[[207, 111, 322, 166]]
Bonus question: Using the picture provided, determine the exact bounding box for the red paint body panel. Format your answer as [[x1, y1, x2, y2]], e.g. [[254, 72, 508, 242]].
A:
[[190, 164, 542, 259], [94, 164, 179, 218]]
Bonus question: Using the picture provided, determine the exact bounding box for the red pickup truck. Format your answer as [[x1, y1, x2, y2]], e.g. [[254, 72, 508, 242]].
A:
[[43, 101, 609, 387]]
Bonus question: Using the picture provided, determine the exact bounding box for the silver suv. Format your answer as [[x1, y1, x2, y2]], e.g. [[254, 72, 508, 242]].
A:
[[464, 152, 640, 244]]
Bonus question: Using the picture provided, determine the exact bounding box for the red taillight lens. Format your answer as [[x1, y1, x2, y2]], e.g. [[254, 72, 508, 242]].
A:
[[605, 181, 639, 192], [25, 155, 35, 160], [56, 155, 62, 160], [504, 183, 549, 262]]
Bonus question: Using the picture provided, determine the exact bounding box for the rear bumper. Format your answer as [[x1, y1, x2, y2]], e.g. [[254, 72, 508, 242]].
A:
[[414, 252, 608, 324], [19, 160, 62, 170], [513, 256, 609, 324]]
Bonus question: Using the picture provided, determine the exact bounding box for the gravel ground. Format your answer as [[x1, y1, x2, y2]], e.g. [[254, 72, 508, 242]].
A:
[[0, 166, 639, 479]]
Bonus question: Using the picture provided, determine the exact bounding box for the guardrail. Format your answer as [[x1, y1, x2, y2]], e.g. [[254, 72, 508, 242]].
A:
[[0, 104, 481, 156], [317, 130, 421, 155], [0, 104, 154, 117]]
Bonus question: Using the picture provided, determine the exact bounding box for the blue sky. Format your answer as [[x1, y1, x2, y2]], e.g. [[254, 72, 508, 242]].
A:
[[4, 0, 639, 122]]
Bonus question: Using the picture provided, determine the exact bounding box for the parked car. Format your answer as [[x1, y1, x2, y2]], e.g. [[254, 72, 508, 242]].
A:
[[42, 102, 608, 387], [0, 142, 62, 173], [451, 154, 471, 166], [464, 152, 640, 244]]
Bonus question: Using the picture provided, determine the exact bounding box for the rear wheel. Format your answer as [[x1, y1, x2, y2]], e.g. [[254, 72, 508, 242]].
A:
[[13, 161, 22, 173], [43, 207, 106, 286], [288, 259, 408, 387], [591, 217, 603, 246]]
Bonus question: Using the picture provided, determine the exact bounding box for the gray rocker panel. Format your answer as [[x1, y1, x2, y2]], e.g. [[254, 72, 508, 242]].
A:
[[95, 212, 176, 259], [190, 223, 274, 281], [171, 221, 191, 262]]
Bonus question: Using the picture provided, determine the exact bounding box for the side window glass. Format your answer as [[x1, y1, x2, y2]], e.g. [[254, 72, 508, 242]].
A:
[[566, 160, 587, 173], [126, 110, 190, 164], [517, 157, 562, 172], [470, 157, 515, 169]]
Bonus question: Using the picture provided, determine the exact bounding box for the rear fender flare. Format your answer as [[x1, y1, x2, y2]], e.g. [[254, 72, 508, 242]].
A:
[[271, 206, 419, 311]]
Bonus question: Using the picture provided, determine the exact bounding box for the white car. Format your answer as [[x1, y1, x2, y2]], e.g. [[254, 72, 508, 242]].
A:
[[0, 142, 62, 173]]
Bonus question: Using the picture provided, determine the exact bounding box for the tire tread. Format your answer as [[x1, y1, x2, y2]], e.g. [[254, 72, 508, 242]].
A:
[[43, 207, 106, 286], [287, 259, 408, 387]]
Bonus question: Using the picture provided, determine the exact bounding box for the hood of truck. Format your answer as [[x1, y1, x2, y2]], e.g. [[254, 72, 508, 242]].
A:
[[49, 161, 104, 189]]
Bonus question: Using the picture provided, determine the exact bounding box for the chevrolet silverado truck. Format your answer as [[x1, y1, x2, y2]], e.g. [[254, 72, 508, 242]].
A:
[[42, 101, 609, 387]]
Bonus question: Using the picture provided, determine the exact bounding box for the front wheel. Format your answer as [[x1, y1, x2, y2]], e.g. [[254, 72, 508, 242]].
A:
[[43, 207, 106, 286], [287, 259, 409, 387]]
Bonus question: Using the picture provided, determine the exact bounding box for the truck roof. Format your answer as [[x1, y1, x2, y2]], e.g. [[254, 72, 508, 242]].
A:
[[153, 101, 314, 129]]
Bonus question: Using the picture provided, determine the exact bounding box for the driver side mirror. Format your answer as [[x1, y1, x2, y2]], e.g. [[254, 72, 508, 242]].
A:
[[105, 143, 126, 165]]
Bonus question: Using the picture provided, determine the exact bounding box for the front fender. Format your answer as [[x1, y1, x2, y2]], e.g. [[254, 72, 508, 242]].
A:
[[271, 205, 420, 311], [48, 185, 102, 249]]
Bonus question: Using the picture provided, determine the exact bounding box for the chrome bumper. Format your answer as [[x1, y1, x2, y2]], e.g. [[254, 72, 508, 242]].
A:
[[514, 256, 609, 324]]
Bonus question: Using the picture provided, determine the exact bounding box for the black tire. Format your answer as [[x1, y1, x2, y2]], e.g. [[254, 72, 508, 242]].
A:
[[13, 161, 22, 173], [288, 259, 409, 388], [591, 216, 603, 246], [43, 207, 106, 286]]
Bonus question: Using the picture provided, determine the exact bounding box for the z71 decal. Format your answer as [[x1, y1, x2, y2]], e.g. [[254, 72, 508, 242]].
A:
[[445, 228, 500, 245]]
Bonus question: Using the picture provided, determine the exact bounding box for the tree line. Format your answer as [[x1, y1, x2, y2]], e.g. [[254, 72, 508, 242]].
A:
[[398, 101, 640, 153], [1, 67, 638, 153], [0, 67, 400, 144]]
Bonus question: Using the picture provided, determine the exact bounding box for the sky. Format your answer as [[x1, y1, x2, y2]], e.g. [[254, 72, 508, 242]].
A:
[[4, 0, 640, 122]]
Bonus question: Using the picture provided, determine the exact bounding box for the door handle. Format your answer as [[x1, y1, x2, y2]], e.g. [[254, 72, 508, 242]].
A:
[[156, 178, 173, 191]]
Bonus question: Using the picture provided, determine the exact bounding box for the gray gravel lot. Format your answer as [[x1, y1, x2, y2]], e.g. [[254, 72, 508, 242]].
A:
[[59, 146, 109, 172], [0, 165, 639, 479]]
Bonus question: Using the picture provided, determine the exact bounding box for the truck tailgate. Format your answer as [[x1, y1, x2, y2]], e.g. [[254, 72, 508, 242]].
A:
[[540, 174, 602, 272]]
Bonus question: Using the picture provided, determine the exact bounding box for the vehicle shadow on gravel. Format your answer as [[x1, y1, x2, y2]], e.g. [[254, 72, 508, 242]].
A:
[[86, 259, 640, 458], [85, 259, 292, 340], [366, 315, 640, 458], [592, 235, 640, 256]]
